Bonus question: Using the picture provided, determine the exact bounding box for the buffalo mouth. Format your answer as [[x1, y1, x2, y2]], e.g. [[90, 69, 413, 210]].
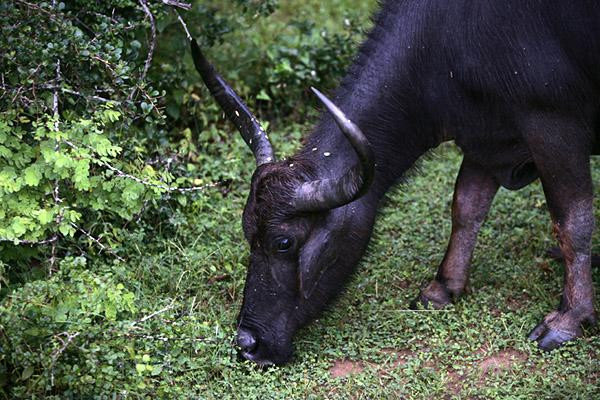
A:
[[238, 350, 277, 367], [236, 326, 293, 366]]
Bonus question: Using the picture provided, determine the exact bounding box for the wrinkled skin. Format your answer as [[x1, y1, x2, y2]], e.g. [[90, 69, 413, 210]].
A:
[[235, 163, 377, 365]]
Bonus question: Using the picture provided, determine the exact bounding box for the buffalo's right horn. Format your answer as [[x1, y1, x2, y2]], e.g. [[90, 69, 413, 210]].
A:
[[293, 88, 375, 212], [190, 39, 274, 166]]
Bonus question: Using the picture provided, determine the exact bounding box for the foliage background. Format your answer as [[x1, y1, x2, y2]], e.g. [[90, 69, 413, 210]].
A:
[[0, 0, 598, 398]]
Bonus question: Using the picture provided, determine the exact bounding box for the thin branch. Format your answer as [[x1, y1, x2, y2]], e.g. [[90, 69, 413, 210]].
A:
[[50, 331, 80, 387], [52, 61, 60, 135], [0, 236, 58, 245], [62, 139, 227, 193], [13, 83, 119, 104], [91, 55, 118, 76], [49, 57, 62, 275], [15, 0, 61, 22], [122, 332, 210, 342], [70, 223, 125, 262], [161, 0, 192, 10], [130, 0, 156, 100], [61, 87, 116, 103], [131, 301, 176, 326], [174, 9, 192, 41], [51, 331, 81, 361]]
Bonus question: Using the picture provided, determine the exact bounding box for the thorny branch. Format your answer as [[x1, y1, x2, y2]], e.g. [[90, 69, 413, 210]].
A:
[[174, 9, 192, 41], [50, 331, 80, 387], [0, 236, 58, 245], [62, 139, 227, 193], [130, 0, 157, 100], [70, 222, 125, 262], [131, 301, 176, 327], [161, 0, 191, 10], [49, 43, 62, 275]]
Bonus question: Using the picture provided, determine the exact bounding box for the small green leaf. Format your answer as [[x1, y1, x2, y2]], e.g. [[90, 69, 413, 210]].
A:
[[23, 165, 43, 186], [38, 209, 54, 224], [256, 89, 271, 101], [21, 366, 34, 381], [151, 365, 163, 376]]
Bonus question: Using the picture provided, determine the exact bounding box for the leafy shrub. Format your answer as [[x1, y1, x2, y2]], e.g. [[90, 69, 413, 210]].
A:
[[0, 0, 365, 397], [251, 17, 364, 117], [0, 257, 139, 397], [0, 0, 280, 274]]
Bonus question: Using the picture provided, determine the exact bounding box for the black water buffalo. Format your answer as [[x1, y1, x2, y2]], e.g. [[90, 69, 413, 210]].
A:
[[192, 0, 600, 365]]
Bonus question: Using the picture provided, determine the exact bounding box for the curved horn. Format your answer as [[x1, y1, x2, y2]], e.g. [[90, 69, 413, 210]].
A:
[[293, 88, 375, 212], [190, 39, 274, 166]]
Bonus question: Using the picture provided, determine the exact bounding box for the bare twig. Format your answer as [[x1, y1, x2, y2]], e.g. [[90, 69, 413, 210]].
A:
[[62, 139, 226, 193], [70, 222, 125, 262], [15, 0, 61, 22], [52, 62, 60, 135], [51, 331, 81, 361], [18, 82, 118, 104], [91, 55, 118, 76], [161, 0, 191, 10], [0, 73, 5, 101], [49, 55, 62, 275], [61, 87, 115, 103], [174, 9, 192, 41], [130, 0, 156, 100], [0, 236, 58, 245], [122, 332, 212, 343], [50, 331, 80, 387], [131, 301, 176, 326]]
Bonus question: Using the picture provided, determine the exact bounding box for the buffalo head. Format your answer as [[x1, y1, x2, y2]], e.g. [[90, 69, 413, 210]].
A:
[[191, 40, 375, 365]]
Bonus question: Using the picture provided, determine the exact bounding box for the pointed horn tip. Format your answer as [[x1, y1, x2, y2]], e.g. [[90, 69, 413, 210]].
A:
[[310, 87, 329, 105], [311, 87, 352, 125]]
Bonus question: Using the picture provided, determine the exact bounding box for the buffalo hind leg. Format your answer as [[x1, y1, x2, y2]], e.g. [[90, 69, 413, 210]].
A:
[[525, 115, 597, 350], [411, 158, 499, 309], [546, 246, 600, 268]]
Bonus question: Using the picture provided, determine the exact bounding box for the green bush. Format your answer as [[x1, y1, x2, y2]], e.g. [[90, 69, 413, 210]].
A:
[[0, 0, 364, 397]]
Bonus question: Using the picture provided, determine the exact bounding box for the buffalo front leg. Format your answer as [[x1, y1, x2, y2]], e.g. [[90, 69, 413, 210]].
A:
[[412, 158, 499, 309], [525, 119, 597, 350]]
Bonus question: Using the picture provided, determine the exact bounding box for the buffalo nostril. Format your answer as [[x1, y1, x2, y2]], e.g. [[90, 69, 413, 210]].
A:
[[237, 329, 258, 353]]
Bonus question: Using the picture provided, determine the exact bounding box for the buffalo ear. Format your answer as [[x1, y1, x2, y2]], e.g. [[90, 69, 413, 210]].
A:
[[298, 228, 338, 299]]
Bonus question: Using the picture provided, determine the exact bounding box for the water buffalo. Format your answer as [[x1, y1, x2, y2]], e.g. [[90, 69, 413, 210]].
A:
[[191, 0, 599, 365]]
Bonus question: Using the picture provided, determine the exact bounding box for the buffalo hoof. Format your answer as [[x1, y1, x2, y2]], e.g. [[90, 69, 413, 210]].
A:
[[410, 280, 452, 310], [527, 310, 594, 351]]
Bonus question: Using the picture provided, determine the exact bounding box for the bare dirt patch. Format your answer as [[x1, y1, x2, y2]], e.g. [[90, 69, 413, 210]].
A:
[[443, 368, 464, 398], [329, 359, 365, 378], [479, 349, 528, 375]]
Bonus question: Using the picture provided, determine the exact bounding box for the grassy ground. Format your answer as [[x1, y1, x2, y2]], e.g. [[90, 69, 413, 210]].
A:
[[168, 142, 599, 399]]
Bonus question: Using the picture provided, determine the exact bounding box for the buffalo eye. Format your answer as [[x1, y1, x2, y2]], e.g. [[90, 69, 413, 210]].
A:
[[275, 237, 293, 253]]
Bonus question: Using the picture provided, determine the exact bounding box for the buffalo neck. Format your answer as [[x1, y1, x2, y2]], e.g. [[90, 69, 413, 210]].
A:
[[298, 2, 440, 201]]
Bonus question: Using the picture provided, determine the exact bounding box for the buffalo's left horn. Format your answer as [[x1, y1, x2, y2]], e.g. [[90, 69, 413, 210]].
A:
[[293, 88, 375, 211], [190, 39, 274, 166]]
